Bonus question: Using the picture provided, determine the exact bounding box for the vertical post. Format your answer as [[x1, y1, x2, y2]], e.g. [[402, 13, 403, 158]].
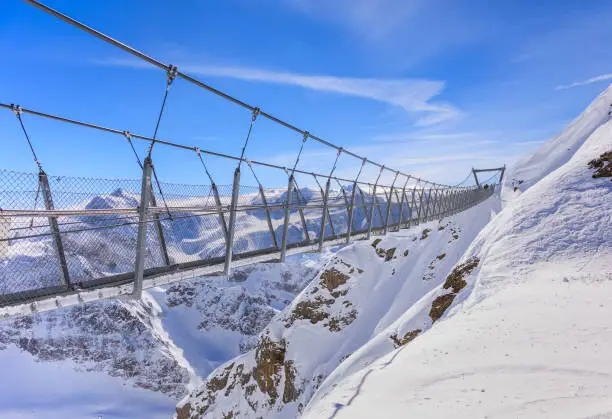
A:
[[376, 190, 387, 228], [383, 188, 393, 234], [383, 171, 399, 235], [416, 187, 425, 225], [430, 189, 439, 220], [345, 181, 358, 244], [224, 167, 241, 275], [396, 178, 409, 231], [211, 183, 229, 240], [39, 170, 71, 288], [259, 185, 278, 249], [318, 178, 331, 252], [149, 193, 171, 266], [472, 168, 480, 187], [357, 187, 369, 233], [133, 157, 153, 298], [422, 188, 433, 222], [315, 178, 336, 239], [366, 184, 377, 239], [409, 186, 417, 226], [367, 167, 385, 239], [499, 165, 506, 184], [279, 175, 294, 262], [292, 185, 311, 243]]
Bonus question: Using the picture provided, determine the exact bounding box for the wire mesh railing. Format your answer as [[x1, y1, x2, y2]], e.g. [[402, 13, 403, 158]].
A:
[[0, 165, 497, 312], [1, 1, 503, 314]]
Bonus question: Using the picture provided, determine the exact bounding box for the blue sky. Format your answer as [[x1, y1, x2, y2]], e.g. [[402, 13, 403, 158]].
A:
[[2, 0, 612, 187]]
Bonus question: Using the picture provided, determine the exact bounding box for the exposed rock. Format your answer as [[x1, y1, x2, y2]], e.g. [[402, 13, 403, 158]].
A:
[[390, 329, 422, 348], [286, 296, 334, 327], [443, 256, 480, 293], [429, 293, 456, 322], [588, 151, 612, 178], [430, 257, 480, 322], [253, 337, 287, 405], [320, 268, 350, 292]]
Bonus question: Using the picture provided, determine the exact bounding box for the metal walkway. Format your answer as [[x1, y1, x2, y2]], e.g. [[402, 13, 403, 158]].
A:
[[0, 1, 504, 317]]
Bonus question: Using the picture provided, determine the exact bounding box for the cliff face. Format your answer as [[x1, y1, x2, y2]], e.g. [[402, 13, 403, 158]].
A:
[[0, 294, 194, 399]]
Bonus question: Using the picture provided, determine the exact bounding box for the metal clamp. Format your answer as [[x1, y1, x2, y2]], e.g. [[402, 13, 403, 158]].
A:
[[166, 64, 178, 84], [10, 104, 22, 117], [252, 107, 260, 121]]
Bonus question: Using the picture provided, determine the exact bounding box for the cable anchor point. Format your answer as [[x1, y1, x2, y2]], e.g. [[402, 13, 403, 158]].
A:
[[166, 65, 178, 85], [10, 104, 22, 117]]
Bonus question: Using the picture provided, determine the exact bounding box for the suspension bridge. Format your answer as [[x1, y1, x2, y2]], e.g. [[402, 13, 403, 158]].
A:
[[0, 0, 503, 318]]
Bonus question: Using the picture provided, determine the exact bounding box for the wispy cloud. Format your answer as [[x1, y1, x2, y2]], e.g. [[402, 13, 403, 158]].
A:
[[97, 58, 459, 126], [555, 74, 612, 90], [285, 0, 428, 43]]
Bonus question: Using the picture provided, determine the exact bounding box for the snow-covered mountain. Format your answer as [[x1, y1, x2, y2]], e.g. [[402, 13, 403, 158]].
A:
[[300, 87, 612, 418], [175, 190, 501, 418], [177, 85, 612, 419], [0, 258, 322, 418]]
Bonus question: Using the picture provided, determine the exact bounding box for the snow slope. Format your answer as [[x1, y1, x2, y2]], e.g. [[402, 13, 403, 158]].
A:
[[176, 191, 500, 418], [303, 86, 612, 418], [0, 258, 320, 418]]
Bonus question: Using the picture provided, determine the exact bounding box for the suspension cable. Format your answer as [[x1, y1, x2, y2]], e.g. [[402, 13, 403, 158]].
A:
[[0, 102, 448, 189], [195, 147, 215, 185], [329, 147, 342, 178], [246, 159, 263, 187], [21, 0, 465, 184], [151, 165, 173, 220], [123, 131, 143, 169], [291, 132, 309, 175], [238, 108, 260, 166], [10, 104, 43, 172], [147, 65, 177, 158]]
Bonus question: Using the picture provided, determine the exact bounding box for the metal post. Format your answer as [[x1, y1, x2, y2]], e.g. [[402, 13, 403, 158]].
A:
[[430, 189, 439, 220], [367, 167, 384, 239], [345, 181, 358, 244], [383, 188, 392, 233], [416, 187, 425, 225], [318, 178, 331, 252], [383, 171, 399, 235], [472, 168, 480, 187], [394, 186, 405, 231], [149, 192, 171, 265], [357, 187, 369, 233], [500, 165, 506, 184], [422, 188, 433, 222], [289, 177, 311, 243], [279, 175, 294, 262], [39, 170, 71, 288], [366, 185, 377, 239], [224, 167, 241, 275], [409, 186, 417, 226], [376, 189, 387, 228], [133, 157, 153, 298], [259, 185, 278, 249], [315, 177, 336, 239], [211, 183, 229, 241]]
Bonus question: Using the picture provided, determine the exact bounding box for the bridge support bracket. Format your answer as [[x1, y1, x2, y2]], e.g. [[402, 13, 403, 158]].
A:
[[133, 157, 154, 298], [224, 167, 241, 276], [39, 170, 71, 288], [279, 175, 294, 262]]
